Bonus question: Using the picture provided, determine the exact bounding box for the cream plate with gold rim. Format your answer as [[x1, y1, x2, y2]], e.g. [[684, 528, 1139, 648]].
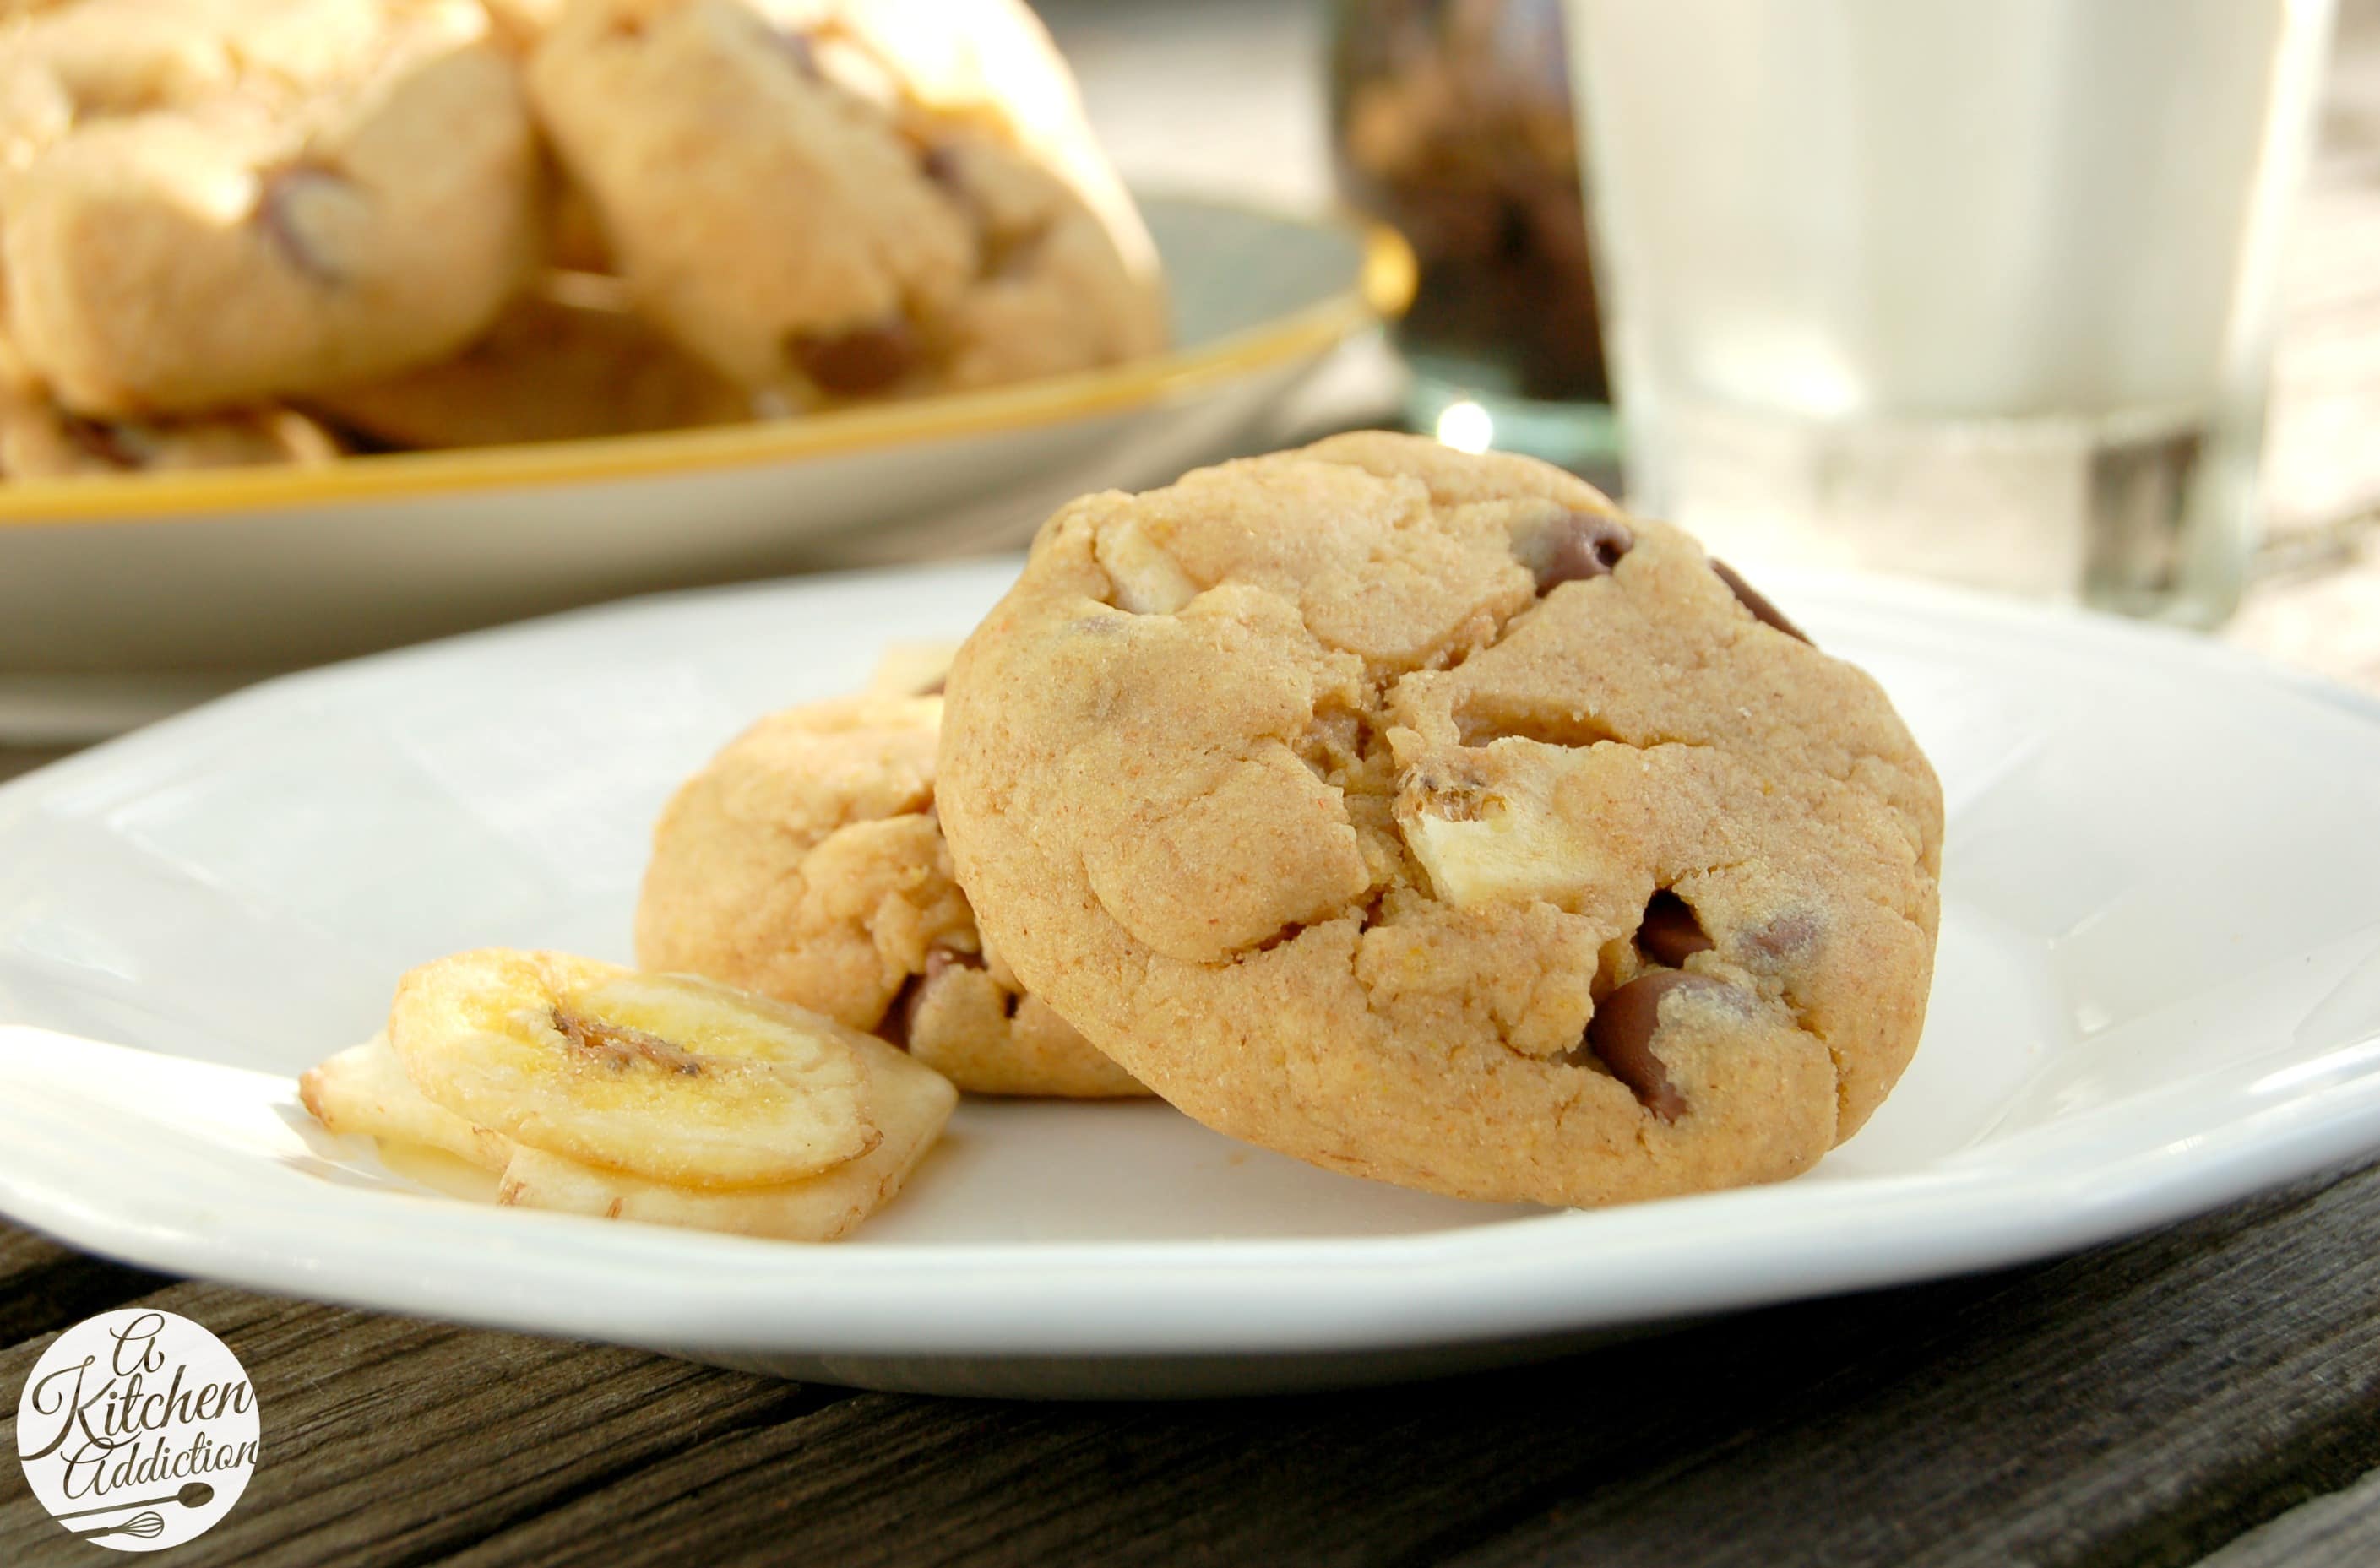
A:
[[1, 560, 2378, 1397], [0, 197, 1410, 741]]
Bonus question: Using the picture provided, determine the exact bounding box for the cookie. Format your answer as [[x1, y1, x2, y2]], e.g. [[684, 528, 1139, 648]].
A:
[[937, 433, 1943, 1207], [0, 334, 340, 475], [525, 0, 1166, 402], [305, 271, 750, 448], [481, 0, 570, 50], [2, 0, 542, 415], [635, 691, 1146, 1099], [0, 391, 340, 476]]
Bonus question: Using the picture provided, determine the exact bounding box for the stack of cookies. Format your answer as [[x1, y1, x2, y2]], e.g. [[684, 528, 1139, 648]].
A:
[[305, 435, 1943, 1236], [0, 0, 1165, 478]]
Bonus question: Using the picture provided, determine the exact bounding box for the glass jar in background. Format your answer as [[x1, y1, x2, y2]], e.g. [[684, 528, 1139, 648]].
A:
[[1329, 0, 1619, 475], [1566, 0, 2336, 627]]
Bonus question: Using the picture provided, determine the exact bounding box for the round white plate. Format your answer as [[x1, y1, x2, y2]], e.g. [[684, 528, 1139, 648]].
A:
[[1, 561, 2377, 1398], [0, 196, 1408, 724]]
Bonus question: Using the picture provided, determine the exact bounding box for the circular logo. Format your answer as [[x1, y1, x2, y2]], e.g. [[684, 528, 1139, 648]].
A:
[[15, 1310, 259, 1551]]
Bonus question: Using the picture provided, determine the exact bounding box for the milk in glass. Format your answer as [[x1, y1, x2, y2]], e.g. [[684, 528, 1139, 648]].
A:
[[1568, 0, 2334, 621]]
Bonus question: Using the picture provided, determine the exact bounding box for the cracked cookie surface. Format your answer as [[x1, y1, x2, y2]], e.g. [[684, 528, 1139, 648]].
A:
[[937, 432, 1943, 1207], [525, 0, 1166, 403], [635, 692, 1147, 1099]]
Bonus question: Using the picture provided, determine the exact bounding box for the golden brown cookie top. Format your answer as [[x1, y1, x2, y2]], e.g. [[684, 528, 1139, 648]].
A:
[[938, 433, 1943, 1207]]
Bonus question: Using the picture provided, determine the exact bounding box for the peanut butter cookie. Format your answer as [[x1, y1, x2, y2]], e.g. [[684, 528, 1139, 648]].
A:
[[2, 0, 541, 415], [525, 0, 1165, 403], [938, 433, 1943, 1207]]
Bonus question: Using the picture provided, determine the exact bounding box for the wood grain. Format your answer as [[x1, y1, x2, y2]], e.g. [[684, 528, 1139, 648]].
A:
[[8, 1157, 2343, 1567], [0, 1278, 851, 1567], [0, 1224, 167, 1351], [2199, 1463, 2380, 1568]]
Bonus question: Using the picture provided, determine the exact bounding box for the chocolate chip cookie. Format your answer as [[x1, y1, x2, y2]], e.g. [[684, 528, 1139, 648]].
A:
[[938, 433, 1943, 1207], [3, 0, 541, 415], [0, 330, 340, 475], [525, 0, 1166, 403], [305, 272, 750, 448], [635, 692, 1147, 1099]]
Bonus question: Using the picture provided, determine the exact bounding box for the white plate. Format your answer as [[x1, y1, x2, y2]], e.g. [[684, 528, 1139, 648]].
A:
[[3, 561, 2378, 1399], [0, 196, 1407, 729]]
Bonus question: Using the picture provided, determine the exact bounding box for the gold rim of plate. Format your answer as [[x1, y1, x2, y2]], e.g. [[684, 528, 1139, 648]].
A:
[[0, 199, 1416, 530]]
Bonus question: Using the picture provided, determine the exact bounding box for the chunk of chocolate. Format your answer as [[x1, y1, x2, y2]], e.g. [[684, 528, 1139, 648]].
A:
[[788, 319, 918, 396], [1637, 888, 1714, 968], [1573, 968, 1729, 1120], [256, 165, 352, 285], [768, 26, 822, 78], [883, 942, 984, 1048], [1710, 559, 1811, 645], [1518, 509, 1633, 593], [916, 141, 964, 191]]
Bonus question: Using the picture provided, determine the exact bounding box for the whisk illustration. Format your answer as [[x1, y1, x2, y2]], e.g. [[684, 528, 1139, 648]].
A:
[[54, 1478, 216, 1540], [76, 1509, 164, 1541]]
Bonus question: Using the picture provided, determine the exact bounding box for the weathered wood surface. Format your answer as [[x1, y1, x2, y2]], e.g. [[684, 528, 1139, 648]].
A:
[[8, 1156, 2380, 1565]]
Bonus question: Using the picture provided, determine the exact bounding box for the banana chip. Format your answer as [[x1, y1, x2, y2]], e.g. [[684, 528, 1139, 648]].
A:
[[303, 948, 958, 1240], [301, 1034, 511, 1174], [495, 1039, 955, 1242], [389, 950, 878, 1190]]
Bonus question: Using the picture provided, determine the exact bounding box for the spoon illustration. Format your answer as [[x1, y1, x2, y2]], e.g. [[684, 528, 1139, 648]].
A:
[[77, 1510, 164, 1541], [55, 1480, 215, 1519]]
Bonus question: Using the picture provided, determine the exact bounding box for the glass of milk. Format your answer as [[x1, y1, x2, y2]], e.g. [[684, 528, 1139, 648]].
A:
[[1564, 0, 2334, 625]]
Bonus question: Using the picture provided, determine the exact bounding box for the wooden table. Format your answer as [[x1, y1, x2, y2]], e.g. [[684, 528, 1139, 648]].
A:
[[6, 1158, 2380, 1565], [10, 5, 2380, 1564]]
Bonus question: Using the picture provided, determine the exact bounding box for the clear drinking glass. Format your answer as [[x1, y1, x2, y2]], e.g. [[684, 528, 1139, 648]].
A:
[[1563, 0, 2335, 625]]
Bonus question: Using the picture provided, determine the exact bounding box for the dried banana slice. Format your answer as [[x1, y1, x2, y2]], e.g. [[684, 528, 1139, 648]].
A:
[[388, 950, 878, 1190], [300, 1033, 512, 1174], [302, 952, 959, 1240], [494, 1038, 955, 1242]]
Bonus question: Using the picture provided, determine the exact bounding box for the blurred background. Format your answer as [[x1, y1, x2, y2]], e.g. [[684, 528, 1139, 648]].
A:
[[2, 0, 2377, 781], [1043, 0, 2380, 692]]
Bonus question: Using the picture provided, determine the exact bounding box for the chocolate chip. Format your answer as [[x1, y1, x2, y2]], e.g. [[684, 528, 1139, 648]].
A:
[[978, 220, 1050, 282], [768, 26, 823, 78], [1744, 909, 1818, 961], [788, 319, 919, 396], [1710, 559, 1811, 645], [883, 945, 985, 1047], [879, 974, 924, 1049], [916, 676, 947, 697], [255, 165, 349, 285], [916, 142, 964, 191], [1574, 969, 1725, 1121], [924, 944, 985, 979], [1520, 510, 1634, 593], [1637, 889, 1714, 968]]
